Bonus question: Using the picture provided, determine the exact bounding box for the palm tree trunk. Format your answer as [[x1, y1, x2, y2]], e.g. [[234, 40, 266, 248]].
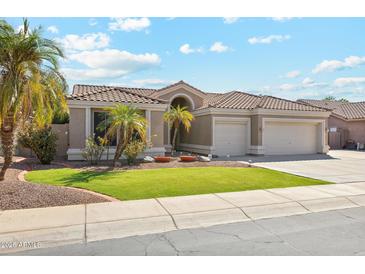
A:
[[112, 130, 128, 167], [0, 112, 16, 181], [172, 127, 178, 151], [113, 140, 124, 166]]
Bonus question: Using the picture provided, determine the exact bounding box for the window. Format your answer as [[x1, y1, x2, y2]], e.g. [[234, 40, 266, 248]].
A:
[[93, 112, 117, 146]]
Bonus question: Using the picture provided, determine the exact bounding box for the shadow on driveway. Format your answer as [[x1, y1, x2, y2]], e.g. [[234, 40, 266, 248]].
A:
[[214, 153, 337, 163]]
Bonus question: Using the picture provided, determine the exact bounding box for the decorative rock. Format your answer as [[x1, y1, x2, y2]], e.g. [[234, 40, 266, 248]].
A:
[[198, 156, 211, 162], [144, 156, 155, 162]]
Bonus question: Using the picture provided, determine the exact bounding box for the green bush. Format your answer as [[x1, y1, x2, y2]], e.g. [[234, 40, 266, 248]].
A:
[[123, 140, 146, 165], [18, 125, 58, 164], [82, 135, 106, 165]]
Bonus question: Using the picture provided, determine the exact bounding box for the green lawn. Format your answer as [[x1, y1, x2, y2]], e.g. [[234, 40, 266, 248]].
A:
[[25, 167, 330, 201]]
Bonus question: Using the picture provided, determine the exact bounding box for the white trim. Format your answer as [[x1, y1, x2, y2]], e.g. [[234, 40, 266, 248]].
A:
[[85, 107, 91, 139], [67, 147, 166, 161], [146, 110, 151, 142], [169, 93, 196, 110], [192, 107, 331, 118], [212, 117, 251, 156], [67, 100, 168, 111], [193, 108, 252, 117], [252, 109, 331, 117], [248, 145, 265, 155], [262, 117, 328, 154], [157, 83, 206, 99]]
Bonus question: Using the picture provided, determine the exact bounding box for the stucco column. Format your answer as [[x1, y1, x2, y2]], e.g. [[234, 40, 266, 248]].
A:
[[85, 107, 91, 140], [249, 115, 264, 155]]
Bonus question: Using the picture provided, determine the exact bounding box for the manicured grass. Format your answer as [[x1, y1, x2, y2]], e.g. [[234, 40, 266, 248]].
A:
[[25, 167, 330, 201]]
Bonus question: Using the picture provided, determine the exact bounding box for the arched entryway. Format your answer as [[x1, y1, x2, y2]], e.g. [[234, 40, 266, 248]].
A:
[[168, 94, 195, 151]]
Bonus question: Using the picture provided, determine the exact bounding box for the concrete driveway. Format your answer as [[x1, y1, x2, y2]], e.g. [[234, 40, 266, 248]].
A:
[[227, 150, 365, 183]]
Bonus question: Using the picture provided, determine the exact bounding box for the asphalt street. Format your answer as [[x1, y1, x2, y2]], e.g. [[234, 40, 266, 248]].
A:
[[10, 206, 365, 256]]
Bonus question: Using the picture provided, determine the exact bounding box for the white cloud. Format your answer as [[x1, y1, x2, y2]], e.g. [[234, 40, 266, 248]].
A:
[[179, 44, 203, 54], [279, 78, 327, 91], [109, 17, 150, 32], [56, 33, 110, 51], [334, 77, 365, 87], [272, 17, 293, 22], [285, 70, 301, 78], [302, 77, 315, 85], [63, 49, 161, 80], [132, 79, 173, 87], [210, 42, 229, 53], [248, 34, 291, 45], [279, 83, 296, 91], [223, 17, 239, 24], [312, 56, 365, 73], [47, 25, 59, 34], [88, 18, 98, 26], [62, 68, 130, 80]]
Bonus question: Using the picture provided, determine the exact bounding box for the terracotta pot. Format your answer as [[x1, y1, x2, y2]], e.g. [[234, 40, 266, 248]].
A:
[[180, 155, 197, 162], [154, 156, 172, 163]]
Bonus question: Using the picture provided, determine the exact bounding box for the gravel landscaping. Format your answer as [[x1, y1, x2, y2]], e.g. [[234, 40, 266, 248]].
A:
[[0, 157, 249, 210], [0, 157, 109, 210]]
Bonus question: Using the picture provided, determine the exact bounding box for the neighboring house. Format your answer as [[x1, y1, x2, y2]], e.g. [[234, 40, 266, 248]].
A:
[[67, 81, 330, 160], [299, 99, 365, 149]]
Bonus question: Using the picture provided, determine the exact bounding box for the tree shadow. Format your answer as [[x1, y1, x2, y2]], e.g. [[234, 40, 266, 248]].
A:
[[61, 169, 126, 186]]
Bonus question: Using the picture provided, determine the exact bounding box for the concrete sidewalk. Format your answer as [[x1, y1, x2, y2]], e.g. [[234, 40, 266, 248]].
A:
[[2, 182, 365, 254]]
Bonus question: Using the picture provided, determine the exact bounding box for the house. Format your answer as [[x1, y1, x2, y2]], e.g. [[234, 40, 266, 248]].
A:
[[66, 81, 331, 160], [299, 99, 365, 149]]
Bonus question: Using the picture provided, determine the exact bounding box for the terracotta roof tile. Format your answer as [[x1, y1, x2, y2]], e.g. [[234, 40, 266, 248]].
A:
[[69, 82, 328, 112], [70, 85, 166, 104], [258, 96, 324, 111], [299, 99, 365, 120]]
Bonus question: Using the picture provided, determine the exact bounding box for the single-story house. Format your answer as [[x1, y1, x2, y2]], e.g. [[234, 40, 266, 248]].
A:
[[299, 99, 365, 149], [67, 81, 331, 160]]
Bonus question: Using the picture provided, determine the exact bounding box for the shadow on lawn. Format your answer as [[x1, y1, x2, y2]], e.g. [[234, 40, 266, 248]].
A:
[[61, 170, 126, 186]]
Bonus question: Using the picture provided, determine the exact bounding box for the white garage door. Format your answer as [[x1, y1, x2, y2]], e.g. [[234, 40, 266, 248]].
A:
[[214, 122, 247, 156], [264, 122, 318, 155]]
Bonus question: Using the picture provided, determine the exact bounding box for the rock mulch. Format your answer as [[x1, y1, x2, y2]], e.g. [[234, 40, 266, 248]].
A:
[[0, 157, 249, 210], [60, 158, 250, 172], [0, 158, 109, 211]]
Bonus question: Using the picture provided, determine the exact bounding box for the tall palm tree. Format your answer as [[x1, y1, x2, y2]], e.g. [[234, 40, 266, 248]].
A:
[[163, 105, 194, 151], [102, 104, 147, 166], [0, 19, 67, 180]]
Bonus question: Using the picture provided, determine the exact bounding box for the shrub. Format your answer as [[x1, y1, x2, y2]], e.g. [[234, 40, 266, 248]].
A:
[[123, 140, 147, 165], [18, 125, 58, 164], [82, 135, 106, 165]]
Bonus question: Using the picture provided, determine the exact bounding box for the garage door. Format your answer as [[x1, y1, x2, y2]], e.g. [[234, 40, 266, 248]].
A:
[[214, 122, 247, 156], [264, 122, 318, 155]]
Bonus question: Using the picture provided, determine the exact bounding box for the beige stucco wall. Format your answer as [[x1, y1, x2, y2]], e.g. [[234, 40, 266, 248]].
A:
[[16, 124, 69, 158], [329, 116, 365, 144], [69, 108, 86, 149], [150, 111, 164, 147], [52, 124, 69, 157], [157, 88, 204, 109], [180, 115, 212, 146]]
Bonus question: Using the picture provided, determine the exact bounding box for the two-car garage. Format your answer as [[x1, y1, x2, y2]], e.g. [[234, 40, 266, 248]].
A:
[[263, 121, 320, 155], [212, 117, 326, 156]]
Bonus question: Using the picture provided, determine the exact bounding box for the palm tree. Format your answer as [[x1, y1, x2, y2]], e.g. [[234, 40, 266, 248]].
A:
[[163, 105, 194, 151], [0, 19, 67, 180], [101, 104, 147, 166]]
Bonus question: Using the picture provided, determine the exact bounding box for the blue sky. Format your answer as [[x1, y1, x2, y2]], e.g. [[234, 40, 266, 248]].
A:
[[4, 17, 365, 101]]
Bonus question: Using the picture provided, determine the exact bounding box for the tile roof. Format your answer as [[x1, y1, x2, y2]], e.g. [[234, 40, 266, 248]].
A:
[[69, 82, 327, 112], [298, 99, 365, 120], [70, 85, 166, 104], [199, 92, 326, 111]]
